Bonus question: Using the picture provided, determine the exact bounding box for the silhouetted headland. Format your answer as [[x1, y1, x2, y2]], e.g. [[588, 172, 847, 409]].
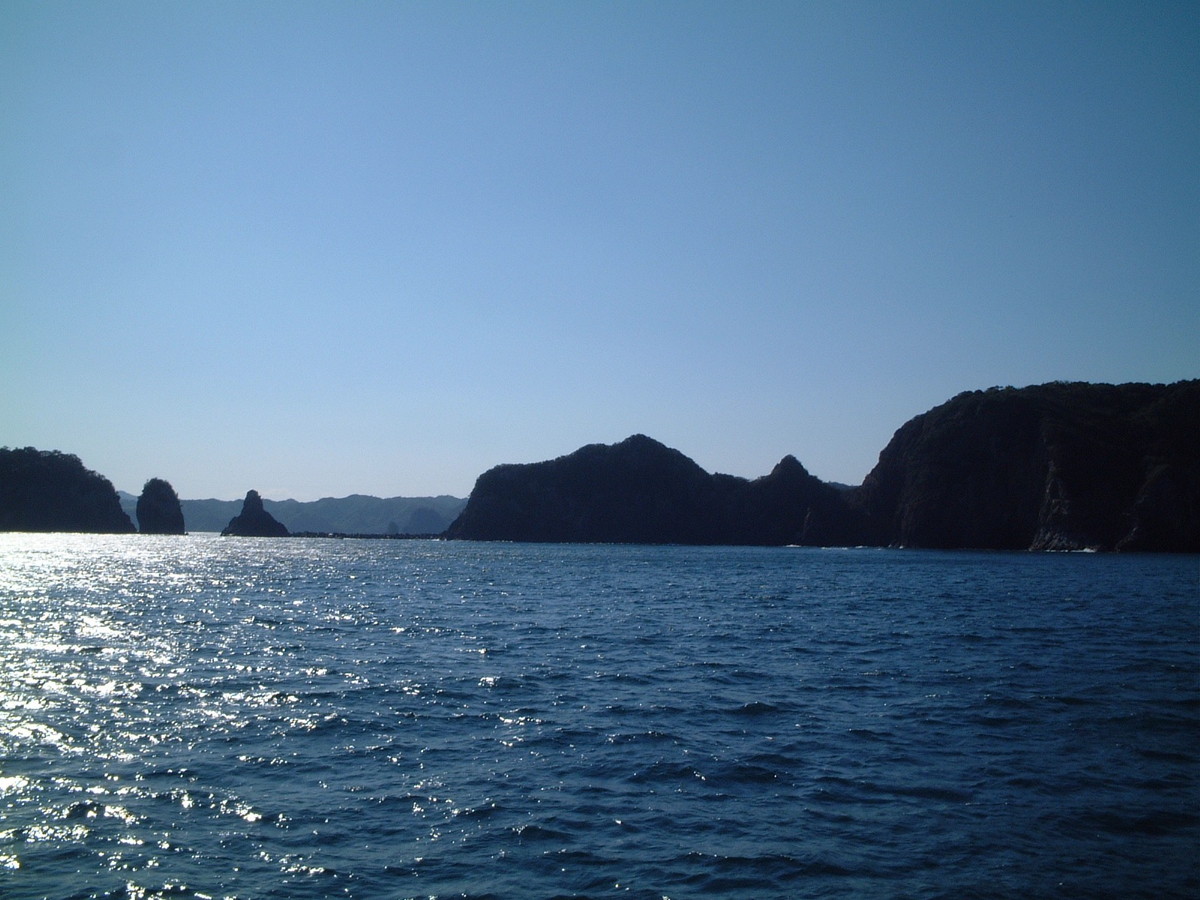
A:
[[447, 381, 1199, 552], [0, 447, 134, 533], [853, 380, 1199, 551], [444, 434, 855, 545]]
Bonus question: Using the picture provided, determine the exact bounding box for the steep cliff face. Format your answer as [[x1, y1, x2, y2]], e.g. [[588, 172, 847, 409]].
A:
[[446, 434, 850, 545], [0, 447, 135, 533], [854, 381, 1200, 551], [136, 477, 186, 534], [447, 382, 1197, 551], [221, 490, 290, 537]]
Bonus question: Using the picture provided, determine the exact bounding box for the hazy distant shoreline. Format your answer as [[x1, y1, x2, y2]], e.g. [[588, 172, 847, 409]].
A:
[[116, 492, 467, 537]]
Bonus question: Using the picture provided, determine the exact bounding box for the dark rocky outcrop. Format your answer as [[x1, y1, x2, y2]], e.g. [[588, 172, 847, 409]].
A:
[[729, 454, 863, 546], [852, 381, 1200, 552], [445, 434, 851, 545], [136, 477, 185, 534], [446, 382, 1199, 552], [446, 434, 720, 543], [0, 447, 135, 533], [221, 490, 290, 537]]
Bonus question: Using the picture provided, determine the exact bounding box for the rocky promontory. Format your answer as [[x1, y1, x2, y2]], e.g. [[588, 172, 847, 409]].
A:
[[853, 380, 1199, 552], [221, 490, 290, 537], [446, 381, 1199, 552], [0, 447, 135, 533], [445, 434, 854, 545], [136, 477, 186, 534]]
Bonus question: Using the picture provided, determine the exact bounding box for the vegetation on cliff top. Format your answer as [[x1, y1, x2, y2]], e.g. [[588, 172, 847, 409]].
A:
[[0, 447, 134, 533]]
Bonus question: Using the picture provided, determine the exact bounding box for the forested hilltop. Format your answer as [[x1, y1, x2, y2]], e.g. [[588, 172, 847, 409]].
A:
[[447, 381, 1199, 552], [445, 435, 857, 546], [0, 448, 134, 533]]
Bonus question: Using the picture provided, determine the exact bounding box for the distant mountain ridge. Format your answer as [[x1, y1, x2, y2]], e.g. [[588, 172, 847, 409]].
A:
[[118, 492, 466, 535]]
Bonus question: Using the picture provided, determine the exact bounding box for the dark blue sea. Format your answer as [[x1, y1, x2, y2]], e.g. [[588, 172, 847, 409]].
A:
[[1, 535, 1196, 899]]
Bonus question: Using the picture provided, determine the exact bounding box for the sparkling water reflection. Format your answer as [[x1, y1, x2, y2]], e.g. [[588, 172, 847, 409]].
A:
[[0, 534, 1196, 899]]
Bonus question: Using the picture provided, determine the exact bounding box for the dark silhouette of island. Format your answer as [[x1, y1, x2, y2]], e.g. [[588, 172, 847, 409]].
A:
[[221, 490, 290, 537], [135, 477, 185, 534], [0, 447, 135, 533], [447, 381, 1198, 552]]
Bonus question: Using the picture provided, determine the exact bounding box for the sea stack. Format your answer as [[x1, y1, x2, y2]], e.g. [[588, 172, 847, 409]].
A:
[[136, 477, 186, 534], [221, 490, 289, 537]]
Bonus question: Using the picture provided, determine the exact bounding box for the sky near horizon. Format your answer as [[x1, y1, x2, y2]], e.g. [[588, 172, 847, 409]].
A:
[[3, 1, 1197, 501]]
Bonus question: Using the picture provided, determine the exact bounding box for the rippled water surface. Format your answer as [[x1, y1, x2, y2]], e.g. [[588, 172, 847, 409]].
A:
[[0, 534, 1196, 899]]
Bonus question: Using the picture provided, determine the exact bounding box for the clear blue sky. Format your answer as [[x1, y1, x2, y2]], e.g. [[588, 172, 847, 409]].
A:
[[3, 1, 1196, 500]]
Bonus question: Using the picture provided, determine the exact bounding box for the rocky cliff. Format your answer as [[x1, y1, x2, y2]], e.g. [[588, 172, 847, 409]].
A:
[[136, 477, 186, 534], [221, 490, 290, 537], [446, 382, 1198, 552], [853, 381, 1199, 551], [445, 434, 852, 545], [0, 447, 135, 533]]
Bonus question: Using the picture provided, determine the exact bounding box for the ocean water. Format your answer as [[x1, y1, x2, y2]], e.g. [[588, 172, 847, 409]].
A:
[[0, 535, 1196, 900]]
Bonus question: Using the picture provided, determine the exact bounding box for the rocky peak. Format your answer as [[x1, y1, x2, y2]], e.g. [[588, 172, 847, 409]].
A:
[[221, 490, 290, 537]]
